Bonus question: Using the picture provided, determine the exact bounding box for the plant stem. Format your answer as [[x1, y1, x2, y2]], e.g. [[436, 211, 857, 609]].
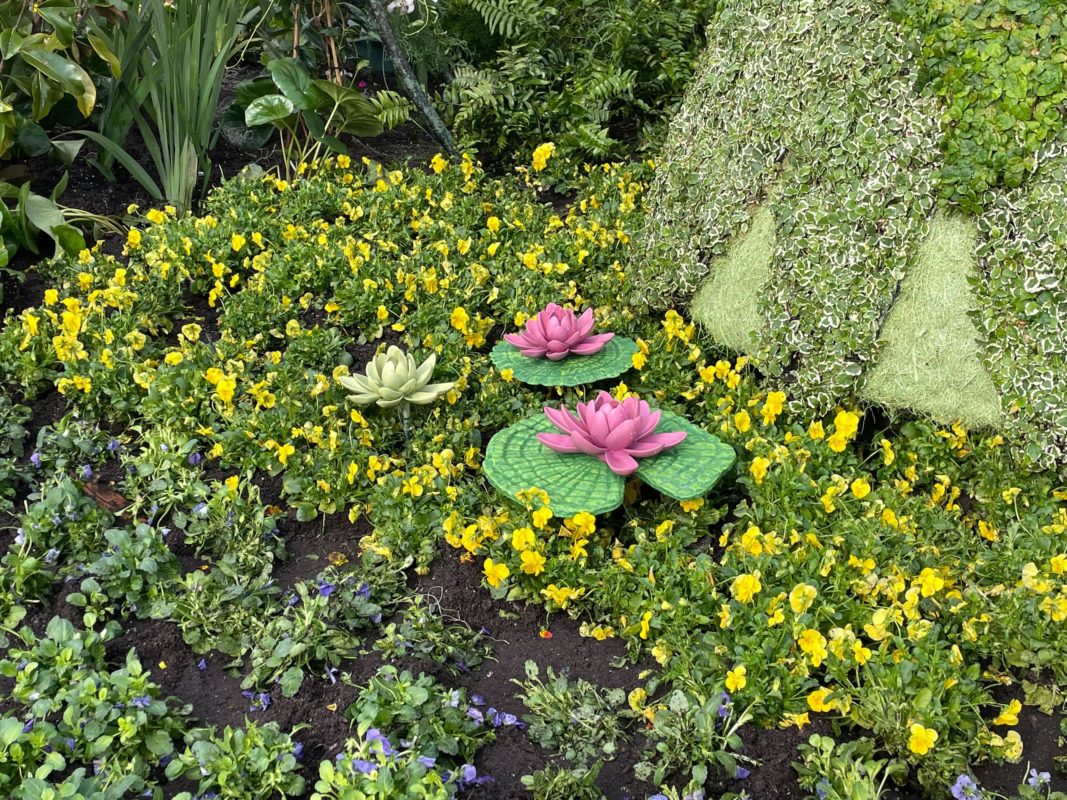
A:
[[365, 0, 456, 156]]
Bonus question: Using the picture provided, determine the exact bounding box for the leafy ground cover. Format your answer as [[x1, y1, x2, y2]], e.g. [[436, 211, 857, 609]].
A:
[[0, 149, 1065, 799]]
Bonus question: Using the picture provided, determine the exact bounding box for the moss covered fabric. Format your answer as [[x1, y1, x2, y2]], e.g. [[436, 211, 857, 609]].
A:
[[638, 0, 1067, 467]]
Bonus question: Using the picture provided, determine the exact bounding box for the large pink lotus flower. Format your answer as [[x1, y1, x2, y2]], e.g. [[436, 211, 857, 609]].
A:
[[503, 303, 614, 360], [537, 391, 687, 476]]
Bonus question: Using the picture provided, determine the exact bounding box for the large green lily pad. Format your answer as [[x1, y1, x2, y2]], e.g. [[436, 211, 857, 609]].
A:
[[483, 407, 735, 516], [483, 414, 624, 516], [489, 336, 637, 387], [635, 409, 736, 500]]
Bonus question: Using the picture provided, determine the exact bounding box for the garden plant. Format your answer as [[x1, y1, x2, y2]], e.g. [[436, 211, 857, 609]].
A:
[[0, 1, 1065, 800]]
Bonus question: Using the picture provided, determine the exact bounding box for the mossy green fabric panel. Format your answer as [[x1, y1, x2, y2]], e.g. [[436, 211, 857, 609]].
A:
[[973, 148, 1067, 466], [862, 215, 1002, 428], [690, 205, 776, 353]]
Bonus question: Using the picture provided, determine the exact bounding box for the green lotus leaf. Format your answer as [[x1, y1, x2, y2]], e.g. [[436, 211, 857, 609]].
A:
[[635, 408, 736, 500], [489, 336, 638, 387], [483, 414, 624, 517]]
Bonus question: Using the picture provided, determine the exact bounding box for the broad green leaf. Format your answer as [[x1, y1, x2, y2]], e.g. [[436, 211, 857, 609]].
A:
[[267, 58, 313, 110], [489, 335, 637, 387], [22, 191, 64, 235], [245, 94, 296, 128], [20, 48, 95, 116], [483, 414, 623, 517], [234, 76, 277, 109], [50, 223, 85, 257], [635, 408, 735, 500], [87, 32, 121, 79]]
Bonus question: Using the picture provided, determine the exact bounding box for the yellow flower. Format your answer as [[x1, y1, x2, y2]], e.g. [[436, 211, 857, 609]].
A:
[[807, 688, 835, 713], [827, 433, 848, 452], [215, 374, 237, 404], [126, 229, 142, 249], [916, 568, 944, 597], [908, 723, 938, 756], [880, 438, 895, 466], [487, 215, 501, 233], [797, 628, 828, 666], [531, 142, 556, 172], [731, 572, 762, 603], [450, 306, 470, 334], [639, 610, 653, 639], [164, 351, 184, 366], [789, 583, 817, 614], [725, 665, 747, 692], [44, 289, 59, 305], [541, 584, 582, 608], [749, 457, 770, 484], [993, 699, 1021, 727], [566, 511, 596, 536], [431, 153, 448, 174], [146, 208, 166, 224], [275, 443, 296, 465], [511, 526, 535, 551], [520, 550, 546, 576], [978, 519, 999, 542], [483, 558, 509, 588], [808, 420, 825, 439], [734, 410, 751, 432], [1002, 730, 1023, 761], [850, 478, 871, 499], [532, 506, 554, 529], [761, 391, 786, 425]]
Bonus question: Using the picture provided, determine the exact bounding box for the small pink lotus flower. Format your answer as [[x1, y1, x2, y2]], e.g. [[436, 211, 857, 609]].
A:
[[538, 391, 686, 475], [504, 303, 614, 360]]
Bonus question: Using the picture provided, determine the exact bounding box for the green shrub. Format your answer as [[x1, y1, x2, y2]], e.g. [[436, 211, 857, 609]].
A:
[[893, 0, 1067, 213], [436, 0, 719, 163]]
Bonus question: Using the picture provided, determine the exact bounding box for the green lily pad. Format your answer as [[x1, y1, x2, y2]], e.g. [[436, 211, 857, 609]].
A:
[[483, 414, 623, 517], [635, 409, 736, 500], [490, 336, 638, 387], [484, 407, 736, 516]]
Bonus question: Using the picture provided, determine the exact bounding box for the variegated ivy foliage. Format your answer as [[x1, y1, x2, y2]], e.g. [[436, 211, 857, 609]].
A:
[[974, 150, 1067, 466], [636, 0, 1067, 467]]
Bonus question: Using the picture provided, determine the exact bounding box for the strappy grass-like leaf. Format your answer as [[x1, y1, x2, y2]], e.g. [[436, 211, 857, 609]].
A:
[[634, 409, 736, 500], [489, 336, 637, 387], [483, 414, 623, 517], [484, 408, 735, 515]]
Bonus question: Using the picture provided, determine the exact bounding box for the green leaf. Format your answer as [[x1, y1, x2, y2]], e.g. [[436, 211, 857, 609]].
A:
[[267, 58, 313, 110], [144, 729, 174, 758], [489, 336, 637, 387], [634, 408, 735, 501], [483, 414, 624, 516], [49, 223, 85, 257], [19, 48, 95, 116], [245, 94, 297, 128], [280, 666, 304, 697]]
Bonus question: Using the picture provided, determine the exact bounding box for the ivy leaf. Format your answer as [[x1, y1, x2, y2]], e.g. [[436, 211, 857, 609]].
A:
[[635, 408, 735, 500], [489, 336, 637, 387], [483, 414, 623, 516]]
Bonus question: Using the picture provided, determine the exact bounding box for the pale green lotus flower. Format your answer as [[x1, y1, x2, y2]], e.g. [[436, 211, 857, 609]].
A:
[[338, 345, 454, 408]]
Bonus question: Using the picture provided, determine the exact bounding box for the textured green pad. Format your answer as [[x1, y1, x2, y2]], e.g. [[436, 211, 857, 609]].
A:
[[483, 409, 736, 516], [862, 215, 1002, 428], [483, 414, 624, 517], [635, 409, 736, 500], [489, 336, 637, 387], [691, 205, 776, 353]]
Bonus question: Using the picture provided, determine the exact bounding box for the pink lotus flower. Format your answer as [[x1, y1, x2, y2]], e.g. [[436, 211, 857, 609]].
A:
[[537, 391, 687, 476], [504, 303, 614, 360]]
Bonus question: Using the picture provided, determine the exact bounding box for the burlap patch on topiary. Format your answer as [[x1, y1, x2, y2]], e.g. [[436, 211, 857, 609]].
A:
[[691, 205, 775, 354], [862, 215, 1001, 427]]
